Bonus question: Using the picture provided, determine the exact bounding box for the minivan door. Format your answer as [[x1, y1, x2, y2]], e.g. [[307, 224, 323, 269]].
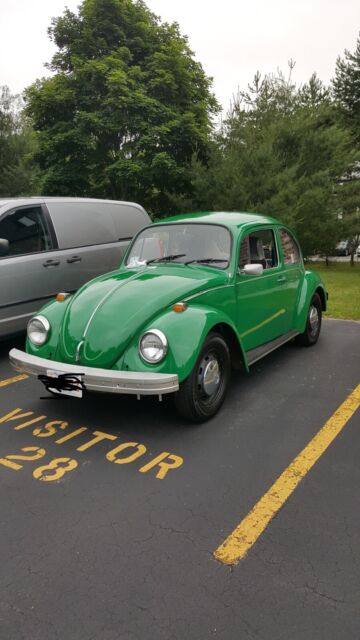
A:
[[46, 201, 118, 292], [0, 205, 63, 337]]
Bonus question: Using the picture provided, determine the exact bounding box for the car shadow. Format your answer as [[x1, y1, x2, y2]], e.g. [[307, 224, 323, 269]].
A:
[[0, 334, 315, 438], [0, 334, 25, 357], [33, 340, 302, 438]]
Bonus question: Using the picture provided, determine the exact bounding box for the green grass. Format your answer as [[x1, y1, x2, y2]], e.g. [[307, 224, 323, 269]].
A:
[[306, 262, 360, 321]]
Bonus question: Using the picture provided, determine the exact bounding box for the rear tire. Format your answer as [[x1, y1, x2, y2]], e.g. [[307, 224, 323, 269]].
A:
[[296, 292, 322, 346], [174, 333, 231, 423]]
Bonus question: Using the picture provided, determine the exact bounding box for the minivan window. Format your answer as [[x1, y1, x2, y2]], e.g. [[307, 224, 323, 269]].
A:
[[48, 202, 118, 249], [0, 206, 52, 256], [110, 204, 148, 239]]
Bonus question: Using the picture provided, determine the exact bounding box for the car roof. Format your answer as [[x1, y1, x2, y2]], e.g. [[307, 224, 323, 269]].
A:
[[0, 197, 146, 213], [153, 211, 280, 231]]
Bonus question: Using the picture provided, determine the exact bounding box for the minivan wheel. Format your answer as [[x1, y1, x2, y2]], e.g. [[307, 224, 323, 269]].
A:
[[296, 292, 322, 347], [174, 333, 231, 423]]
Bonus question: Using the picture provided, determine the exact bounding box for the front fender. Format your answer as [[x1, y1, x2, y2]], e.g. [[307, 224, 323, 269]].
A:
[[295, 270, 327, 333], [120, 304, 246, 383], [26, 297, 73, 360]]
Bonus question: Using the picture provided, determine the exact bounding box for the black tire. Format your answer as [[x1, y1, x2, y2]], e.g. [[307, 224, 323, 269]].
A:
[[174, 333, 231, 423], [296, 292, 322, 347]]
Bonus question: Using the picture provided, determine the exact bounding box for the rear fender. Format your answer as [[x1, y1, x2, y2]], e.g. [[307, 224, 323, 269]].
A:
[[295, 271, 327, 333]]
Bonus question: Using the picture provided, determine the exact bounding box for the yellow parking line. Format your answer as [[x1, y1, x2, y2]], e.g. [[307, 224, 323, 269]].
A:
[[214, 383, 360, 566], [0, 374, 29, 388]]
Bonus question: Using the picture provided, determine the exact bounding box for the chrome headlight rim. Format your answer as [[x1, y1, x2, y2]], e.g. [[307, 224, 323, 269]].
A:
[[27, 315, 51, 347], [138, 329, 168, 364]]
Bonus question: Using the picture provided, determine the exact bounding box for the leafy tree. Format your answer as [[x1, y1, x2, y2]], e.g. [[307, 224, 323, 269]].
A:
[[26, 0, 219, 214], [0, 86, 39, 196]]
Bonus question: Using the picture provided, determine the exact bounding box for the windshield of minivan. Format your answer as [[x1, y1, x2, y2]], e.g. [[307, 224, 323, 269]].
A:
[[125, 224, 231, 269]]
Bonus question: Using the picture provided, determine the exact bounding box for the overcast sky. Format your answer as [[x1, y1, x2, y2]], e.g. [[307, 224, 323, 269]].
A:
[[1, 0, 359, 111]]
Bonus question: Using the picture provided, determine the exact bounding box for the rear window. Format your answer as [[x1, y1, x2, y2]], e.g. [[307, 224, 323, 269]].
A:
[[47, 202, 148, 249]]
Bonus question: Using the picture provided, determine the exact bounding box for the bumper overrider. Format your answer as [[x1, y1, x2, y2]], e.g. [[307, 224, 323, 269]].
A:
[[9, 348, 179, 396]]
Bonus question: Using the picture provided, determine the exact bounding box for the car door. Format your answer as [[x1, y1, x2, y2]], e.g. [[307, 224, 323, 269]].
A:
[[235, 226, 287, 353], [46, 201, 118, 292], [276, 227, 304, 333], [0, 204, 63, 337]]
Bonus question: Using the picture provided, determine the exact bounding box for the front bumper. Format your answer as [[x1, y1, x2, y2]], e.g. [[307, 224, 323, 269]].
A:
[[9, 348, 179, 396]]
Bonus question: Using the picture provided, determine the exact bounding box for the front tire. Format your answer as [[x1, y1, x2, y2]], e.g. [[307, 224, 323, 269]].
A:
[[296, 292, 322, 346], [174, 333, 231, 423]]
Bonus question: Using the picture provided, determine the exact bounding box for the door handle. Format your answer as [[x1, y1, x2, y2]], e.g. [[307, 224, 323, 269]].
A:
[[277, 276, 287, 283], [43, 259, 60, 267], [67, 256, 82, 264]]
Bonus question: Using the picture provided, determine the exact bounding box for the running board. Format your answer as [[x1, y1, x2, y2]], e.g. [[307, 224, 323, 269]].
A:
[[246, 330, 299, 366]]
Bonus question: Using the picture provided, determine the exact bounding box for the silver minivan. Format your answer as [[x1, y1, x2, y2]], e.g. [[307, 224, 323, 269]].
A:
[[0, 197, 150, 338]]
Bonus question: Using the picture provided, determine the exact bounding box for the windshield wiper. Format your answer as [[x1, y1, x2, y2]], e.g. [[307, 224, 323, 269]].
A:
[[147, 253, 186, 264], [185, 258, 228, 265]]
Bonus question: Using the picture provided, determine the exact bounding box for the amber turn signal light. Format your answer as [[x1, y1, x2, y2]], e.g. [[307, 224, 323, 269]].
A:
[[172, 302, 188, 313], [56, 292, 70, 302]]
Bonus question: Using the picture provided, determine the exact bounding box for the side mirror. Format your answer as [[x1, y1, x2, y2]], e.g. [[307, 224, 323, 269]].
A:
[[239, 263, 263, 276], [0, 238, 9, 257]]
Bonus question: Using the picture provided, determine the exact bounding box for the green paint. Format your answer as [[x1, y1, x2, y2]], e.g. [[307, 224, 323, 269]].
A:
[[26, 212, 327, 382]]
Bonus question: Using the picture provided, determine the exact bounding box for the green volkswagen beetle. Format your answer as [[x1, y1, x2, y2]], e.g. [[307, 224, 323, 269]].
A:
[[9, 212, 327, 422]]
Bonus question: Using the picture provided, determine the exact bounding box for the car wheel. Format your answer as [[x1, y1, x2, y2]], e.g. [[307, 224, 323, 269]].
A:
[[174, 333, 231, 423], [296, 292, 322, 347]]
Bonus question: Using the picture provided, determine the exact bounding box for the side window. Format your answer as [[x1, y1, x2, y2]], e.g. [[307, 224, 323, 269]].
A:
[[279, 228, 300, 265], [0, 206, 52, 257], [47, 202, 117, 249], [239, 236, 250, 269], [239, 229, 278, 270], [110, 204, 149, 239]]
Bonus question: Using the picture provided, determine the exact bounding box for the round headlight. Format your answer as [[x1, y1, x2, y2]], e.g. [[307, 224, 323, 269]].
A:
[[139, 329, 167, 364], [27, 315, 50, 346]]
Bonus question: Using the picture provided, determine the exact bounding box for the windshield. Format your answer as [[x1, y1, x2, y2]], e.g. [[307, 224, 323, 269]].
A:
[[125, 223, 231, 269]]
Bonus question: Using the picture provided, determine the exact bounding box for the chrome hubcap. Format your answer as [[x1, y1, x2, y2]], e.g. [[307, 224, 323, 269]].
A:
[[198, 356, 221, 397], [309, 305, 319, 336]]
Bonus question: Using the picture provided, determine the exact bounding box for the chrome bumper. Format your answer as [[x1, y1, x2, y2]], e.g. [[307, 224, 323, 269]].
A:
[[9, 348, 179, 396]]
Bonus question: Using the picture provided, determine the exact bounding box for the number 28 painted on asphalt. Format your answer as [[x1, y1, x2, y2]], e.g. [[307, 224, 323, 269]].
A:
[[0, 446, 78, 481]]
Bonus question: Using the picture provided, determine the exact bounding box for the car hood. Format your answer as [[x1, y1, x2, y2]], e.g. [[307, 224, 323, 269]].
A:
[[57, 264, 227, 368]]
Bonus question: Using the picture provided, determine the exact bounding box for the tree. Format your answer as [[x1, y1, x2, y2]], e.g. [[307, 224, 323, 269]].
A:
[[25, 0, 219, 214], [333, 32, 360, 139], [0, 86, 39, 196], [333, 34, 360, 264], [189, 68, 358, 258]]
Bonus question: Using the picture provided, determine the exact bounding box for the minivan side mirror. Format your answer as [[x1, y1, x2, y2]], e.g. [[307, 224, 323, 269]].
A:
[[0, 238, 9, 257], [239, 263, 263, 276]]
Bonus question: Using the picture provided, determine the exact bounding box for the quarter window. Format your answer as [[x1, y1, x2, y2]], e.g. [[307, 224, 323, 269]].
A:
[[0, 206, 52, 256], [279, 228, 300, 265], [239, 229, 278, 270]]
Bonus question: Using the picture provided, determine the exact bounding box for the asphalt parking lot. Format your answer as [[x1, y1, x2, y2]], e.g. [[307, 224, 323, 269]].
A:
[[0, 319, 359, 640]]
